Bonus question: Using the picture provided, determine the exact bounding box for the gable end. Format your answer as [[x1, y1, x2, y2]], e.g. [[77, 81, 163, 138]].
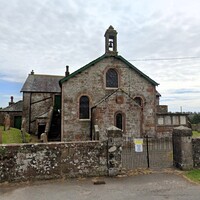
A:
[[59, 54, 159, 86]]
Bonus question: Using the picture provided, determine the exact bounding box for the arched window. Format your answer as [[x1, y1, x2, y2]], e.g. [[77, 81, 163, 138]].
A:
[[115, 112, 125, 131], [116, 113, 123, 130], [79, 96, 89, 119], [106, 68, 118, 88]]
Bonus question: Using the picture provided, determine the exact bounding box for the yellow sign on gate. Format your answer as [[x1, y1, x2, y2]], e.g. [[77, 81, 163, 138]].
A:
[[134, 138, 143, 152]]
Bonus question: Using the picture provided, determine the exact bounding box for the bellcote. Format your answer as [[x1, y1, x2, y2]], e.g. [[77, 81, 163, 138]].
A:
[[104, 25, 118, 56]]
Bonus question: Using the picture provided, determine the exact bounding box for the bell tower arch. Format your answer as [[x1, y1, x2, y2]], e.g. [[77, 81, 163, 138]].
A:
[[104, 25, 118, 55]]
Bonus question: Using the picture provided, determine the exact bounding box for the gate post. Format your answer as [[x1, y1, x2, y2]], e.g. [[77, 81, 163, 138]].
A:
[[107, 126, 123, 176], [172, 126, 193, 170]]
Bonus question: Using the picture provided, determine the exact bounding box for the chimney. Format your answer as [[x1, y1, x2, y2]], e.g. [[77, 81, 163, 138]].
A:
[[9, 96, 14, 106], [30, 70, 34, 75], [65, 66, 70, 76]]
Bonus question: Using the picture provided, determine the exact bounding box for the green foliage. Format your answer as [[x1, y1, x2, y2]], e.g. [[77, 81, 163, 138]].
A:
[[0, 126, 31, 144], [189, 113, 200, 124], [185, 169, 200, 183]]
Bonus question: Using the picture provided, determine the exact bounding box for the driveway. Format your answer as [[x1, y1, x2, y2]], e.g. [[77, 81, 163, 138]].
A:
[[0, 170, 199, 200]]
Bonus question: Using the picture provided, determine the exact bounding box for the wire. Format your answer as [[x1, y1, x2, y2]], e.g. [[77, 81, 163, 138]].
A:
[[128, 56, 200, 62]]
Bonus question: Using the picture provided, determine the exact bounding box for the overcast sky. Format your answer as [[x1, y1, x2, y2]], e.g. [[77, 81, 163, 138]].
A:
[[0, 0, 200, 112]]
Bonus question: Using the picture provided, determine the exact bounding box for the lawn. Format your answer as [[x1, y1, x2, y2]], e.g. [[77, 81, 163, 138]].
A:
[[185, 169, 200, 183], [0, 126, 31, 144], [192, 131, 200, 138]]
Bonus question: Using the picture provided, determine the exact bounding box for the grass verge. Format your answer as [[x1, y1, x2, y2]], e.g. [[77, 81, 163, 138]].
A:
[[0, 126, 31, 144], [192, 131, 200, 138], [185, 169, 200, 183]]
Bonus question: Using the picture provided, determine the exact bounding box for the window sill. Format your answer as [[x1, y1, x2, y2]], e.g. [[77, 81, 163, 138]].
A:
[[79, 119, 91, 122], [105, 87, 118, 90]]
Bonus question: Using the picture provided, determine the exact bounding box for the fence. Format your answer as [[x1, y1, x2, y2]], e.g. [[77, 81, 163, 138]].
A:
[[122, 136, 173, 169]]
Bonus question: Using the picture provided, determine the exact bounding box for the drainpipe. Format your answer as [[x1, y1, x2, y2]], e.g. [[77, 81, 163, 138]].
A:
[[90, 106, 97, 140], [140, 106, 143, 136]]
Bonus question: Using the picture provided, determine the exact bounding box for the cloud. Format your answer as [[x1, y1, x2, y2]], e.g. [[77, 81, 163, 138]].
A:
[[0, 0, 200, 111], [169, 89, 200, 94]]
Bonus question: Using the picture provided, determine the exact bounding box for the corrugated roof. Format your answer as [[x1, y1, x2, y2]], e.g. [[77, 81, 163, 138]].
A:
[[1, 100, 23, 112], [59, 54, 159, 86], [21, 74, 64, 93]]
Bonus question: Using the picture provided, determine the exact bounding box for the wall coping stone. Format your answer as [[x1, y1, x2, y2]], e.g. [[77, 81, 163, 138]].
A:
[[173, 126, 192, 137]]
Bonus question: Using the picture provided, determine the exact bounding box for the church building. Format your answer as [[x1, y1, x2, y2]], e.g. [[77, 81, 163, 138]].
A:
[[60, 26, 160, 141], [19, 26, 188, 141]]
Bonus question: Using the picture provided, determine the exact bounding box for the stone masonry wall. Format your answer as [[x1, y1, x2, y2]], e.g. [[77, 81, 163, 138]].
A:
[[0, 111, 22, 128], [23, 92, 54, 134], [93, 90, 141, 139], [0, 141, 108, 183], [22, 92, 31, 132], [172, 126, 193, 170], [62, 57, 157, 141], [107, 126, 123, 176], [156, 105, 168, 113], [192, 138, 200, 168]]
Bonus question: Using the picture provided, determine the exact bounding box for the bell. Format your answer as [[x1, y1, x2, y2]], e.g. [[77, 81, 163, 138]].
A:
[[108, 41, 113, 48]]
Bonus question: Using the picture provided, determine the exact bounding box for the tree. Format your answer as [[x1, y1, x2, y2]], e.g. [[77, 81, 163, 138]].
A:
[[190, 113, 200, 124]]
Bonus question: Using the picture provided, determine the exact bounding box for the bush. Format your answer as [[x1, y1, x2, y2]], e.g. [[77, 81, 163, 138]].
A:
[[189, 113, 200, 124]]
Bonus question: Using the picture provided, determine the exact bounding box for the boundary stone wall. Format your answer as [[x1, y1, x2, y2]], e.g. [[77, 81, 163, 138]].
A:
[[107, 126, 123, 176], [0, 127, 123, 183], [0, 141, 107, 183], [192, 138, 200, 168]]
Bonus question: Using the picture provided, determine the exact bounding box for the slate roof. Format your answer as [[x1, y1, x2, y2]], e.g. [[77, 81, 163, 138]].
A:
[[156, 90, 161, 97], [21, 74, 64, 93], [1, 100, 23, 112], [59, 54, 159, 86]]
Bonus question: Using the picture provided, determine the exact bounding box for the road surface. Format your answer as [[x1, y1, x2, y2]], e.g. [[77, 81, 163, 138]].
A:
[[0, 171, 199, 200]]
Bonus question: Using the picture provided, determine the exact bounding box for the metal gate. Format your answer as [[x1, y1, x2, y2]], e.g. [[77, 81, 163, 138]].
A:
[[122, 136, 173, 169]]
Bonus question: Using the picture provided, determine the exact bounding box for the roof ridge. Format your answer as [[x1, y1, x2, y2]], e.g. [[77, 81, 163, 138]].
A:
[[30, 74, 64, 77]]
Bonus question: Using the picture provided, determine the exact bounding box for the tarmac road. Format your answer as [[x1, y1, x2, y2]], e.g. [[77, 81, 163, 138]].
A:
[[0, 171, 200, 200]]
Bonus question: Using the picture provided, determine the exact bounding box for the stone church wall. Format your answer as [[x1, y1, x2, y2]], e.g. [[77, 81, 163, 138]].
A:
[[61, 57, 157, 141], [93, 91, 141, 139]]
